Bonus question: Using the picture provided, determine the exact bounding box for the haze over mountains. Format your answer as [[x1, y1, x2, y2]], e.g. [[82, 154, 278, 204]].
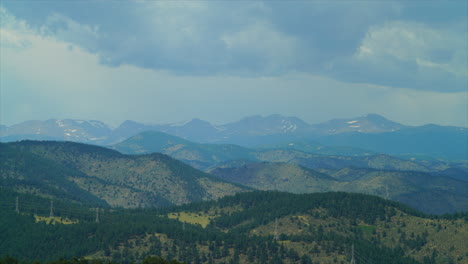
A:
[[2, 131, 467, 214], [0, 114, 438, 144], [2, 114, 467, 160], [1, 114, 467, 214], [1, 115, 467, 263], [111, 130, 468, 214]]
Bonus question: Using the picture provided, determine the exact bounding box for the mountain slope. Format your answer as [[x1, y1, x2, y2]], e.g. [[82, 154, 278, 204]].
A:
[[222, 114, 311, 136], [208, 162, 336, 193], [3, 141, 249, 207], [113, 131, 255, 170], [312, 113, 406, 134], [3, 189, 467, 263], [316, 125, 468, 160], [2, 115, 467, 161], [0, 144, 107, 206], [329, 168, 468, 214], [110, 118, 223, 144], [0, 119, 112, 144], [208, 162, 468, 214], [258, 140, 375, 156], [114, 131, 438, 173], [255, 149, 433, 172]]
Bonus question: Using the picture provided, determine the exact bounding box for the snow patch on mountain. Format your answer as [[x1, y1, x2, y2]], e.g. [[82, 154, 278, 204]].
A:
[[56, 120, 65, 127]]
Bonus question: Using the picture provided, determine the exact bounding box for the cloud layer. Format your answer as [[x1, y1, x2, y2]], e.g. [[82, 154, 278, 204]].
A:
[[0, 2, 467, 127], [2, 1, 466, 91]]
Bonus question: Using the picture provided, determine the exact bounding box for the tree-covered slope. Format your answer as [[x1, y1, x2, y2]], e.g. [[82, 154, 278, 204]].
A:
[[2, 189, 466, 264], [172, 191, 468, 263], [329, 168, 468, 214], [0, 144, 107, 207], [208, 162, 336, 193], [208, 163, 468, 214], [2, 141, 249, 208]]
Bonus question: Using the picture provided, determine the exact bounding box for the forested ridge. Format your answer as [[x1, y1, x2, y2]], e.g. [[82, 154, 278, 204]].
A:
[[1, 141, 249, 208], [1, 188, 467, 264], [0, 256, 183, 264]]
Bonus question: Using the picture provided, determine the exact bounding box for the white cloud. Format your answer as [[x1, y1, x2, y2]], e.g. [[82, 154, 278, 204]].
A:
[[0, 7, 32, 49], [344, 21, 468, 91], [356, 21, 467, 77]]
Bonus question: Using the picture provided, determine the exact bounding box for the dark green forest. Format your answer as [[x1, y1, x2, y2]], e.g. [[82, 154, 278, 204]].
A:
[[0, 256, 183, 264], [2, 187, 466, 264]]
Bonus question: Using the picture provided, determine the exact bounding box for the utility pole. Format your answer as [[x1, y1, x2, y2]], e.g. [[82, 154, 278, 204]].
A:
[[49, 200, 54, 218], [96, 208, 99, 223], [273, 218, 280, 241], [182, 221, 185, 231], [15, 196, 19, 214], [351, 243, 356, 264]]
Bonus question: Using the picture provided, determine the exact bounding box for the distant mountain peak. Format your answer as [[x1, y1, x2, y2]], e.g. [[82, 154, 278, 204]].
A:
[[119, 120, 141, 127], [363, 113, 395, 123], [313, 114, 405, 134], [186, 118, 212, 126], [223, 114, 310, 136], [365, 113, 385, 118]]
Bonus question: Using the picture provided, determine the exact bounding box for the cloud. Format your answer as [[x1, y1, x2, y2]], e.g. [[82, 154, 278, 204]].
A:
[[220, 20, 300, 74], [331, 21, 467, 92], [43, 13, 100, 51], [1, 1, 466, 93], [1, 6, 466, 128]]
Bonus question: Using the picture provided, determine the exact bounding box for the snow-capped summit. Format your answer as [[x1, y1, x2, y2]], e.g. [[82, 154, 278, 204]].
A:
[[221, 114, 311, 136], [0, 119, 112, 144], [312, 114, 406, 134]]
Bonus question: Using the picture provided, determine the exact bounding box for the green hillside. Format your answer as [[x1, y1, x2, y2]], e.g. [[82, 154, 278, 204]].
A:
[[0, 144, 107, 207], [111, 132, 468, 214], [208, 162, 336, 193], [1, 189, 467, 264], [208, 163, 468, 214], [2, 141, 249, 208]]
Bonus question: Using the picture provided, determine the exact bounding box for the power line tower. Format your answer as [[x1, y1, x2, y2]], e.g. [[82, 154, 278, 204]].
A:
[[49, 200, 54, 218], [273, 218, 280, 241], [15, 196, 19, 214], [95, 208, 99, 223], [350, 243, 356, 264]]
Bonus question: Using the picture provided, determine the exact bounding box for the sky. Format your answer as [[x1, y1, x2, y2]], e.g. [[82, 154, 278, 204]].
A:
[[0, 0, 467, 127]]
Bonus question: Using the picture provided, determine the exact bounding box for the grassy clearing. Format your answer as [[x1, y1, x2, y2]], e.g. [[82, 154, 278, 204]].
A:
[[167, 212, 214, 228], [359, 224, 376, 237], [34, 215, 79, 224]]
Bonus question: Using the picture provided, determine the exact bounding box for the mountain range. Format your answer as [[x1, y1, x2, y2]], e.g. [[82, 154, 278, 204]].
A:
[[2, 137, 466, 214], [2, 114, 466, 160], [1, 138, 468, 262], [112, 130, 467, 175], [1, 114, 467, 214], [111, 131, 468, 214], [208, 163, 468, 214]]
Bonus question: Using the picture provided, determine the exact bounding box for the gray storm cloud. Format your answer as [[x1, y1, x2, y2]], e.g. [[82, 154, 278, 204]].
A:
[[2, 1, 466, 92]]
